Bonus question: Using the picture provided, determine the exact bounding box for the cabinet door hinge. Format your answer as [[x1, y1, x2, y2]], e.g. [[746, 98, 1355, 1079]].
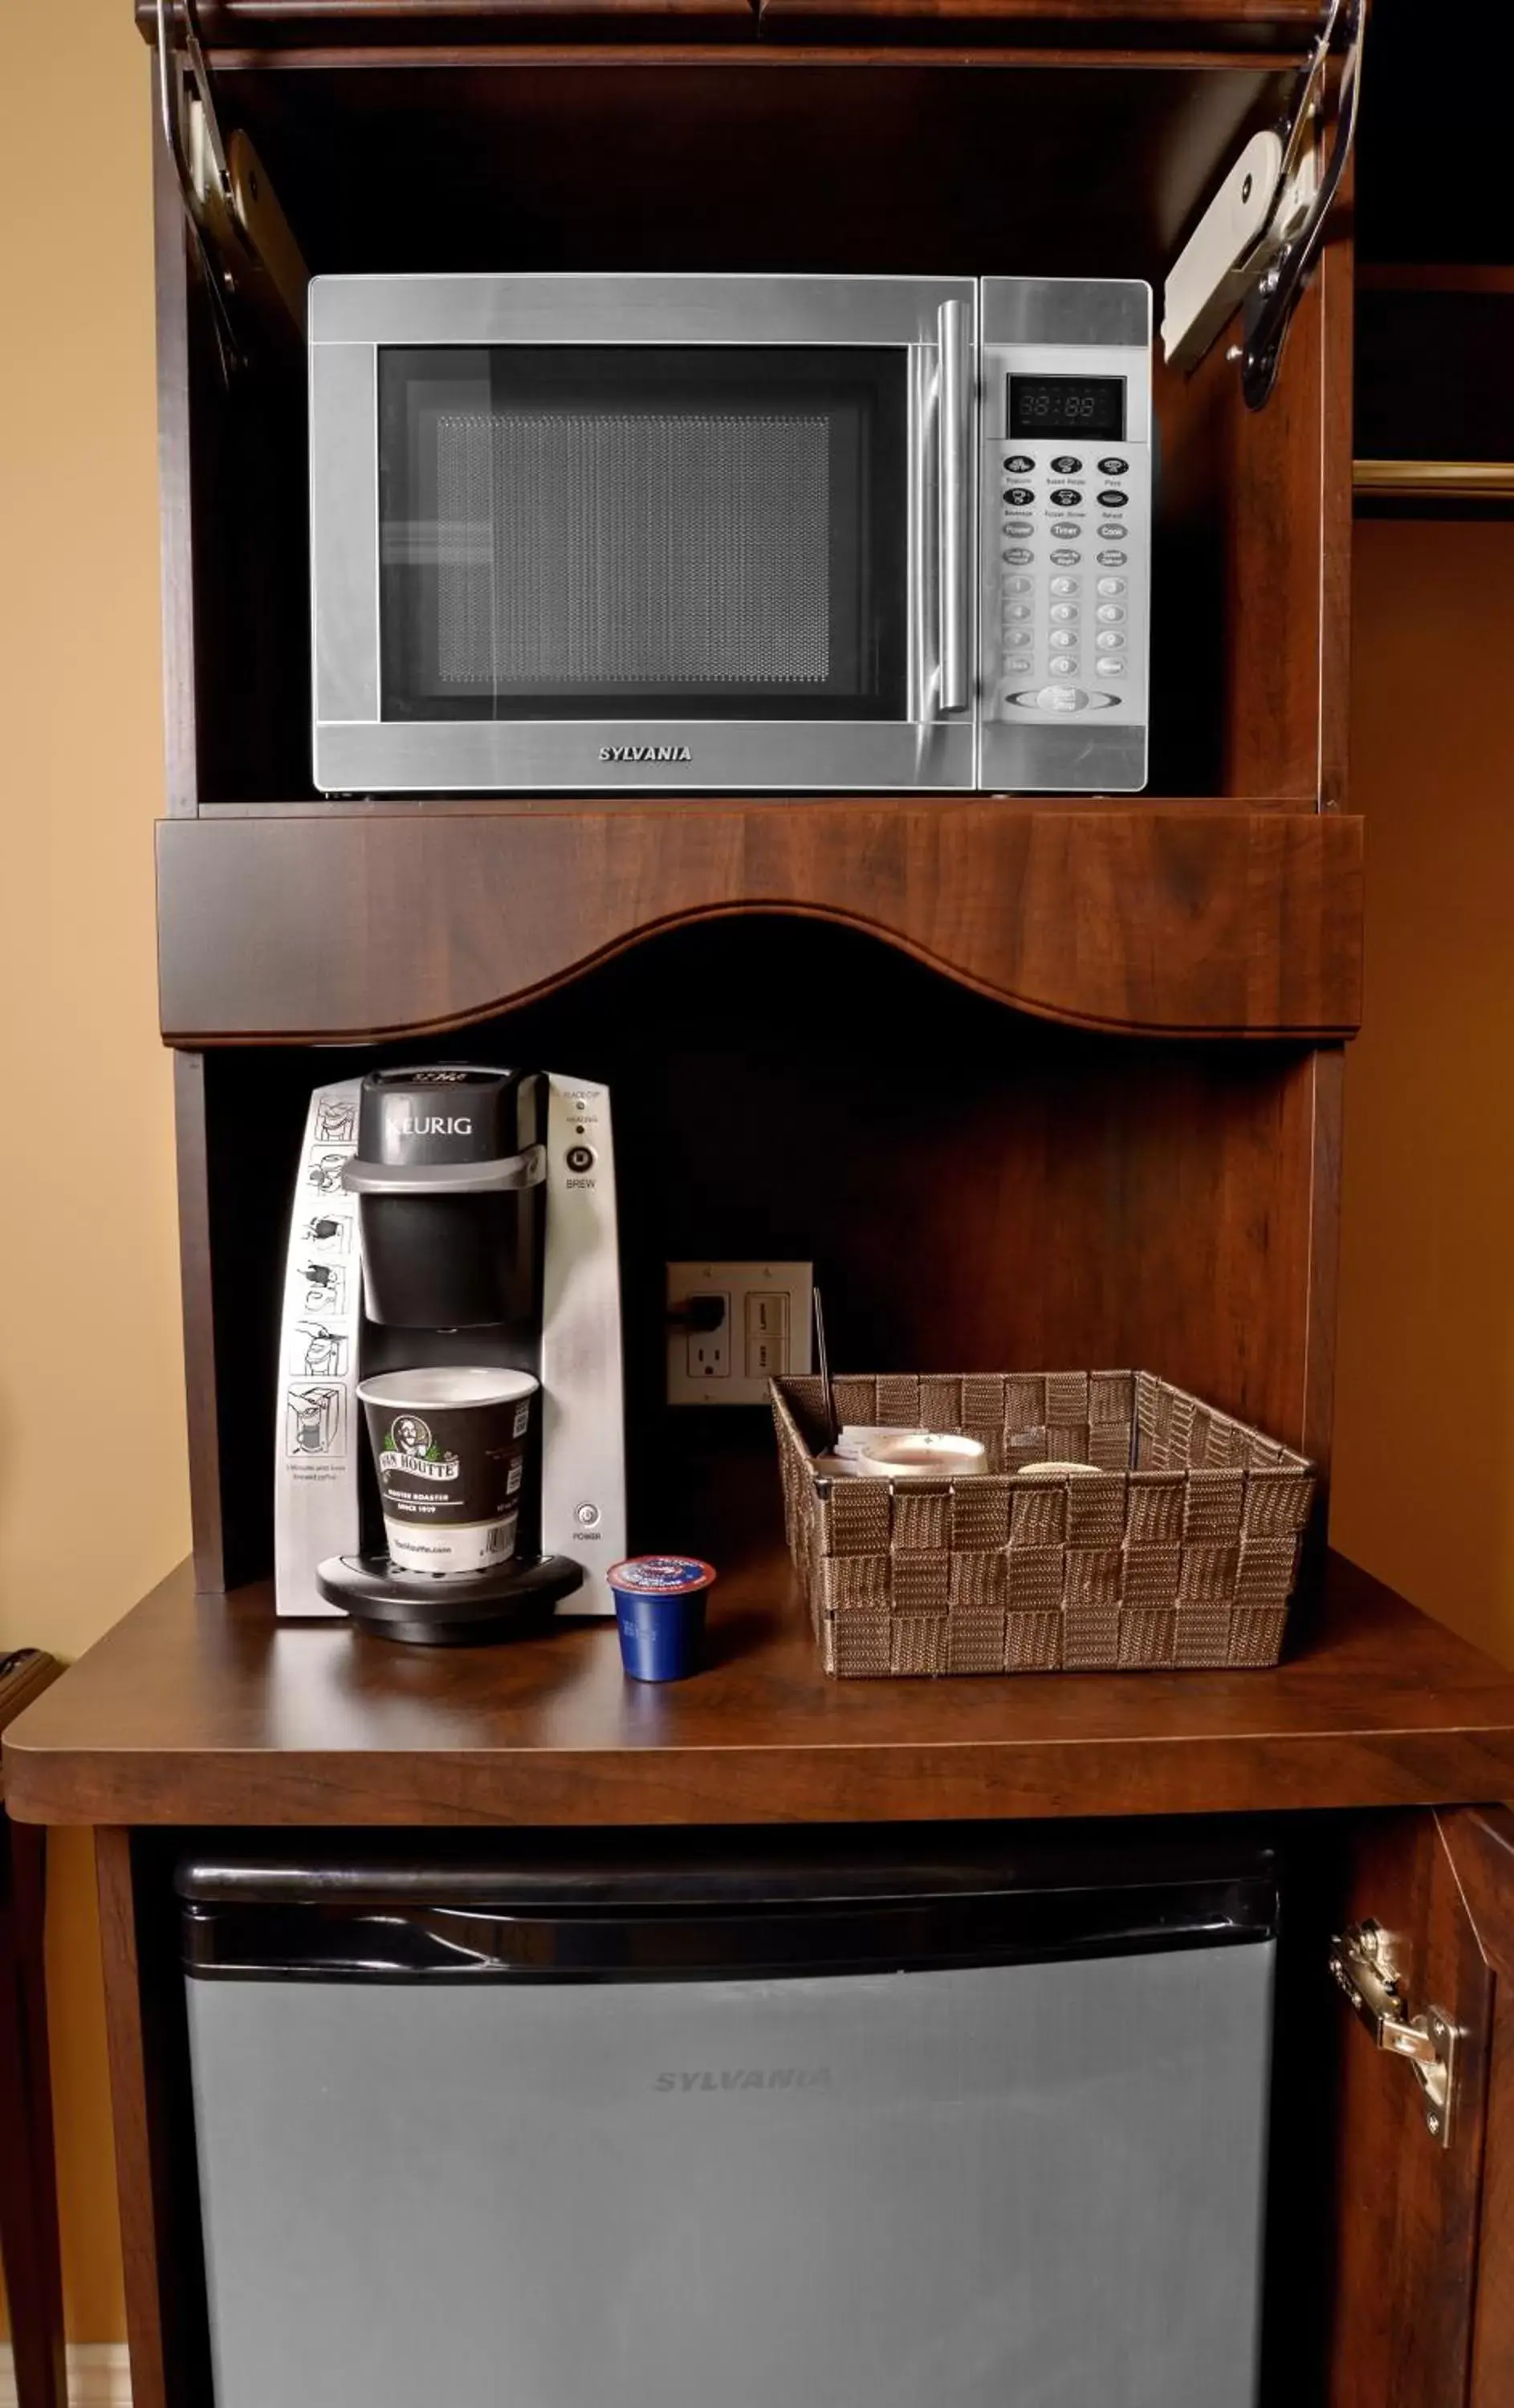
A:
[[1330, 1918, 1459, 2146]]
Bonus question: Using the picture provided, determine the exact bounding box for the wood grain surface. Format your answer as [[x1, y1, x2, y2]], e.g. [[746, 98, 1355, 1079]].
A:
[[157, 806, 1365, 1042], [1433, 1810, 1514, 2408], [1321, 1812, 1496, 2408], [135, 0, 1327, 48], [96, 1832, 212, 2408], [0, 1653, 64, 2408], [9, 1548, 1514, 1830]]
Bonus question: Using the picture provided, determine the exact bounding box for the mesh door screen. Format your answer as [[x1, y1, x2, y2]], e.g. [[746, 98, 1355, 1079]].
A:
[[434, 412, 832, 689]]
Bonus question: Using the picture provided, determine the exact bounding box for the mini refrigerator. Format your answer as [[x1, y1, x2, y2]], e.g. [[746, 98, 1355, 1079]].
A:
[[179, 1829, 1277, 2408]]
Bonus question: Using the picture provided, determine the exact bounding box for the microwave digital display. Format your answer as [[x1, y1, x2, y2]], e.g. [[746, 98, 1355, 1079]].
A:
[[1008, 375, 1125, 438]]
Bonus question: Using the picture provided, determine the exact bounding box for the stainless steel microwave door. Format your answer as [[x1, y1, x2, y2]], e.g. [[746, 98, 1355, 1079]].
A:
[[309, 275, 976, 795]]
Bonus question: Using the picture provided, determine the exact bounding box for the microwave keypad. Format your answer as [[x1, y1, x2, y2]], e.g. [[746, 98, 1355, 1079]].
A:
[[978, 278, 1150, 792], [984, 436, 1148, 728]]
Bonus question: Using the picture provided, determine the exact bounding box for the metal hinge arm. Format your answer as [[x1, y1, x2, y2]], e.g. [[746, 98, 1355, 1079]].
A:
[[1330, 1919, 1459, 2146]]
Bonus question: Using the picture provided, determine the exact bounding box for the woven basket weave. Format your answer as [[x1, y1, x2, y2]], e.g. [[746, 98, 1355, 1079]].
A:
[[772, 1371, 1315, 1678]]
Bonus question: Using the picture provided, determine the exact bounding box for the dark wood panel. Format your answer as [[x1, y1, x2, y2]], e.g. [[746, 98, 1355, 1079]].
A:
[[1323, 1812, 1494, 2408], [1435, 1811, 1514, 2408], [135, 0, 1325, 47], [173, 1055, 227, 1593], [96, 1832, 213, 2408], [156, 806, 1364, 1041], [10, 1551, 1514, 1828], [152, 114, 197, 819], [176, 924, 1335, 1585], [1154, 242, 1352, 805], [0, 1654, 64, 2408], [756, 0, 1316, 42], [200, 59, 1286, 282]]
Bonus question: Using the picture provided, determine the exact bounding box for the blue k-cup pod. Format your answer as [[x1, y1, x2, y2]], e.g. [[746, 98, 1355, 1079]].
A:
[[607, 1556, 718, 1682]]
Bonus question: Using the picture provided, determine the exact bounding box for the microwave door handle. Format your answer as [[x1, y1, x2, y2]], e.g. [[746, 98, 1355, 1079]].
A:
[[935, 299, 971, 715]]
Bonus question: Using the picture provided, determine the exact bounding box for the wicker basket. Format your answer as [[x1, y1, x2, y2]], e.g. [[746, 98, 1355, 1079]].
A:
[[772, 1371, 1315, 1678]]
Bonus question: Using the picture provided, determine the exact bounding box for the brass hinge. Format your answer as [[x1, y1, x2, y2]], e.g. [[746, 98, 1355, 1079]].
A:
[[1329, 1919, 1459, 2147]]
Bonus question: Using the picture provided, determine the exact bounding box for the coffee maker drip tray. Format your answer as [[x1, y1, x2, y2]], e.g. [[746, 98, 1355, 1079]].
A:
[[315, 1553, 584, 1646]]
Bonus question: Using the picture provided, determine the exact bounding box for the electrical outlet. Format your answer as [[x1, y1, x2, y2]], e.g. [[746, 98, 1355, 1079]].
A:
[[666, 1262, 813, 1405], [686, 1293, 731, 1385]]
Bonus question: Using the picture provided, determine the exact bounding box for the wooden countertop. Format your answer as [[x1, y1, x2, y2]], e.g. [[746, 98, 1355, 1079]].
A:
[[7, 1539, 1514, 1828]]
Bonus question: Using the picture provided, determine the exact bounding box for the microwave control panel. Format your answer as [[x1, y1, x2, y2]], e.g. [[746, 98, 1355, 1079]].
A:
[[977, 279, 1152, 795]]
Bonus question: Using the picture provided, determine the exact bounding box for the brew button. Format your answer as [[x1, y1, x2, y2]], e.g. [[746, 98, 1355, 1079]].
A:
[[1049, 603, 1078, 622], [565, 1144, 596, 1172], [1096, 551, 1128, 567], [1096, 659, 1127, 676], [1050, 487, 1084, 508], [1004, 454, 1035, 474], [1096, 631, 1126, 649], [1048, 576, 1080, 595], [1097, 457, 1129, 476], [1097, 577, 1127, 596], [1004, 486, 1036, 506], [1097, 523, 1127, 540], [1002, 573, 1032, 592], [1004, 547, 1034, 565], [1038, 685, 1087, 711], [1004, 519, 1035, 537], [1050, 522, 1082, 539], [1050, 550, 1081, 567], [1052, 455, 1084, 474], [1097, 488, 1129, 508]]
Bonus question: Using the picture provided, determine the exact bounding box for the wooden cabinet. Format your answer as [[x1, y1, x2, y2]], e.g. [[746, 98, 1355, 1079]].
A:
[[13, 9, 1507, 2407]]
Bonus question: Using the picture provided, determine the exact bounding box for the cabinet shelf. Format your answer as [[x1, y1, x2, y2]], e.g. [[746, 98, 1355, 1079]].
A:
[[157, 801, 1362, 1043], [9, 1537, 1514, 1828]]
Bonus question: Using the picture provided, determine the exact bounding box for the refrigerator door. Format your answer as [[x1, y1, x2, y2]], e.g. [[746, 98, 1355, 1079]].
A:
[[184, 1849, 1274, 2408]]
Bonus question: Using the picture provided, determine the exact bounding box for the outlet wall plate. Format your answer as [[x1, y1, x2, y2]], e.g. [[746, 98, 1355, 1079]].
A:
[[666, 1261, 814, 1405]]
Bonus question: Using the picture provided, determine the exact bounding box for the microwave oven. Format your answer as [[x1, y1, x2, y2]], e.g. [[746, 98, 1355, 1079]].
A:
[[309, 275, 1151, 797]]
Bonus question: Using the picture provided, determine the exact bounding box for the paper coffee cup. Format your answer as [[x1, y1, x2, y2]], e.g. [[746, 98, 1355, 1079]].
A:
[[357, 1366, 538, 1578]]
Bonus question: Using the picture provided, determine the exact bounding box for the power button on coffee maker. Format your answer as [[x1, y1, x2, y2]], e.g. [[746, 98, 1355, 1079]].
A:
[[566, 1145, 596, 1173]]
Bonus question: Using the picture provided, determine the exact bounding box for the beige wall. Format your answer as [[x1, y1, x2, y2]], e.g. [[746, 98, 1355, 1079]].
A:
[[1332, 520, 1514, 1667], [1, 0, 189, 2343]]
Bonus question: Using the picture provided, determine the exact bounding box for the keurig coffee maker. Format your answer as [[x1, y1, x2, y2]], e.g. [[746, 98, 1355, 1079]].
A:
[[274, 1066, 625, 1641]]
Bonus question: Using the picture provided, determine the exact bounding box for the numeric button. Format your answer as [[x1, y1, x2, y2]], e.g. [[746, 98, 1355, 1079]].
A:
[[1097, 577, 1127, 596], [1048, 576, 1080, 595], [1097, 604, 1125, 623]]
